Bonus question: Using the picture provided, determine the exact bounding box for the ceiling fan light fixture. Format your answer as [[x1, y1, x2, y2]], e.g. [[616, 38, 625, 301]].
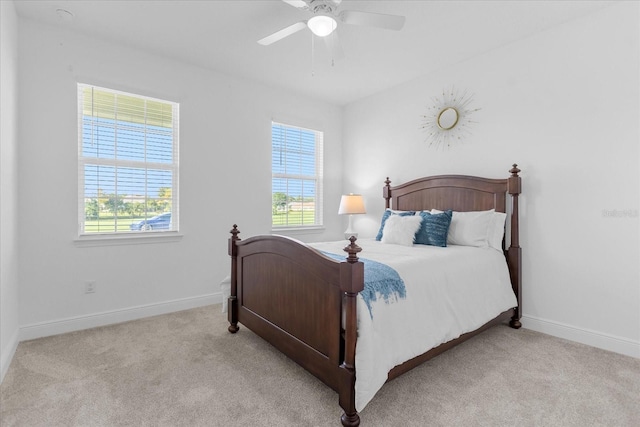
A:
[[307, 15, 337, 37]]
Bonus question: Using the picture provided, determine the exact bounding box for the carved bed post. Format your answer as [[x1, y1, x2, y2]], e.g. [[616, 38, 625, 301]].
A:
[[507, 165, 522, 329], [338, 237, 364, 427], [383, 177, 391, 209], [228, 225, 240, 333]]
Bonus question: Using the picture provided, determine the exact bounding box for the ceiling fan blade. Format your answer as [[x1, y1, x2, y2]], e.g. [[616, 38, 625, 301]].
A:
[[282, 0, 308, 9], [258, 21, 308, 46], [324, 32, 344, 62], [338, 10, 405, 31]]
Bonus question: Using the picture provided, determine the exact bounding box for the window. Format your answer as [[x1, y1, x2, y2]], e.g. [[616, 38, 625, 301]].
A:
[[78, 84, 179, 235], [271, 122, 323, 228]]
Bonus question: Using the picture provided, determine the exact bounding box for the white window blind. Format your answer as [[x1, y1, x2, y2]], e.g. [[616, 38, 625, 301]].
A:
[[271, 122, 324, 228], [78, 84, 179, 235]]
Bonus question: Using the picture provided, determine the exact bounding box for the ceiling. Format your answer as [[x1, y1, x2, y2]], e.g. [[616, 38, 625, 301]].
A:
[[13, 0, 614, 106]]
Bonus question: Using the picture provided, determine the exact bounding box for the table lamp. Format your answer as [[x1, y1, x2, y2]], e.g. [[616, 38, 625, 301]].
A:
[[338, 194, 366, 239]]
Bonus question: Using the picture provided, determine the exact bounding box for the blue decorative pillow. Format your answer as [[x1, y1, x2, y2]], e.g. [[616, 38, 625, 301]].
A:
[[414, 210, 453, 247], [375, 209, 416, 241]]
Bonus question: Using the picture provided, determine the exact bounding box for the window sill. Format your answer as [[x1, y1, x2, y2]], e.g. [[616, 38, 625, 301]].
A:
[[74, 231, 184, 247]]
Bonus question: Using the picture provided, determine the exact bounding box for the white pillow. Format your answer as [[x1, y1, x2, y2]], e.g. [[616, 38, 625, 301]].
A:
[[375, 208, 416, 241], [488, 211, 507, 251], [432, 209, 494, 248], [381, 214, 423, 246]]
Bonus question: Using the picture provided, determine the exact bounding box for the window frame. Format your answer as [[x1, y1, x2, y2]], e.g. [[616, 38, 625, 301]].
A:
[[271, 121, 324, 231], [77, 83, 180, 238]]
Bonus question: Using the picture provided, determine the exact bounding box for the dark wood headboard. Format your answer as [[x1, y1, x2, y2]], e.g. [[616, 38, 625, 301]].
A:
[[383, 164, 522, 328], [384, 170, 519, 214]]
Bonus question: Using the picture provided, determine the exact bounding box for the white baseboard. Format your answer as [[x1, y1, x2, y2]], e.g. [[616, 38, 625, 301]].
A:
[[522, 315, 640, 359], [1, 328, 20, 383], [19, 292, 222, 342]]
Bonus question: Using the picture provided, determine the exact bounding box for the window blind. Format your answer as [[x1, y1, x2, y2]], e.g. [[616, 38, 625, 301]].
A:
[[78, 84, 179, 235], [271, 122, 324, 228]]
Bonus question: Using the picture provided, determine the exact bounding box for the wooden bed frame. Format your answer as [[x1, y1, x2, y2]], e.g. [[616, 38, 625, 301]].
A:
[[227, 164, 522, 426]]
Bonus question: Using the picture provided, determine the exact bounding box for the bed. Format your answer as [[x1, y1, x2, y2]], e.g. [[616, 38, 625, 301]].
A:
[[227, 165, 522, 426]]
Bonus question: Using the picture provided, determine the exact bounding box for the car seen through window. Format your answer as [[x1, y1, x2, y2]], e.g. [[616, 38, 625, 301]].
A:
[[129, 213, 172, 231]]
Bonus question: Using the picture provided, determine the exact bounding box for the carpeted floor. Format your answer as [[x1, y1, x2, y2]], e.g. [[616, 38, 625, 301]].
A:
[[1, 305, 639, 426]]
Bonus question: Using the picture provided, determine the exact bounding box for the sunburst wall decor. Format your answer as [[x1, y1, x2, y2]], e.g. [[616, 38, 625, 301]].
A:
[[421, 87, 480, 149]]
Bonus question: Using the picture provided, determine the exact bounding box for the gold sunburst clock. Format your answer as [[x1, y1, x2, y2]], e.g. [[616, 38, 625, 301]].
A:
[[421, 87, 480, 149]]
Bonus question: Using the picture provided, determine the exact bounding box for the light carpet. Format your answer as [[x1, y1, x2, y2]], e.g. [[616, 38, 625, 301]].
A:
[[1, 305, 639, 426]]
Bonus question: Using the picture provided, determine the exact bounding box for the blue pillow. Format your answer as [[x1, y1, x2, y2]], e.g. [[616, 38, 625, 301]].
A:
[[414, 210, 453, 247], [375, 210, 415, 241]]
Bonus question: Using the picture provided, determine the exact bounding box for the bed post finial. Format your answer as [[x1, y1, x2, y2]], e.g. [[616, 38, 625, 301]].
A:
[[510, 164, 521, 177], [228, 225, 241, 334], [230, 224, 240, 240], [383, 177, 392, 209], [343, 236, 362, 263]]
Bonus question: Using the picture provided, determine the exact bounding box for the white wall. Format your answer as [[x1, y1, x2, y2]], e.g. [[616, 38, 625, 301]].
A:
[[17, 19, 344, 339], [343, 2, 639, 357], [0, 0, 20, 382]]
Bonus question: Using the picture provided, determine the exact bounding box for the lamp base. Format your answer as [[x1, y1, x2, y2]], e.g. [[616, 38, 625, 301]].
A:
[[344, 214, 358, 240]]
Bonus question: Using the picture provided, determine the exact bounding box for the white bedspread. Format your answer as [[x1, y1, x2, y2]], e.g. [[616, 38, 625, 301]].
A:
[[310, 239, 517, 412]]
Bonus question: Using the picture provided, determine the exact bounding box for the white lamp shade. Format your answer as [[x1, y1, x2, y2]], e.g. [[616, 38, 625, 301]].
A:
[[338, 194, 366, 215], [307, 15, 337, 37]]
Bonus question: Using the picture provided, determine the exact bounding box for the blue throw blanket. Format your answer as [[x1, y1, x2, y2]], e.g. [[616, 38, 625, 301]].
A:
[[321, 251, 406, 318]]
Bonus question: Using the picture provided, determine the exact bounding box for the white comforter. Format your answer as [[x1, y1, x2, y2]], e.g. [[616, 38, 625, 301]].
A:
[[310, 239, 518, 412]]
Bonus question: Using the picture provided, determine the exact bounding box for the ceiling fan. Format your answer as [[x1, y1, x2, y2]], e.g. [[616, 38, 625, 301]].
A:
[[258, 0, 406, 47]]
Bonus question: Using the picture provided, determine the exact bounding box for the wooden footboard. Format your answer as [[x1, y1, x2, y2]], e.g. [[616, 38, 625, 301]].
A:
[[228, 227, 363, 424]]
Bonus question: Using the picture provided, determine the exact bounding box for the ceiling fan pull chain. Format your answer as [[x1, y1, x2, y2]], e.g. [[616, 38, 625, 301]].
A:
[[311, 33, 315, 77]]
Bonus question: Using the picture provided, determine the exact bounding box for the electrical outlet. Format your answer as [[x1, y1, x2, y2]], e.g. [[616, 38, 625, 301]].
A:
[[85, 281, 96, 294]]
